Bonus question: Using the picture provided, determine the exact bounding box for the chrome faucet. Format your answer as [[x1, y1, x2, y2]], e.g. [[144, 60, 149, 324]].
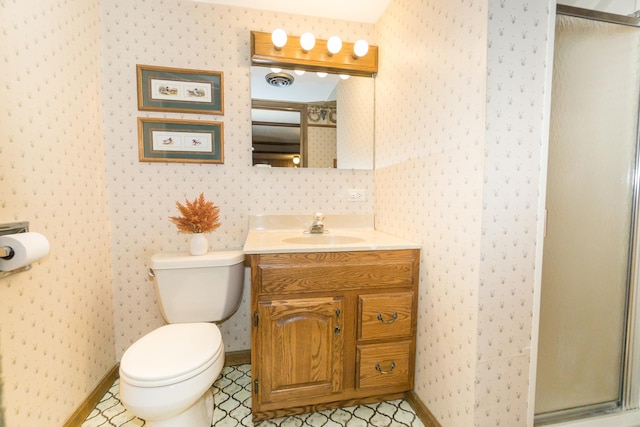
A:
[[307, 212, 326, 234]]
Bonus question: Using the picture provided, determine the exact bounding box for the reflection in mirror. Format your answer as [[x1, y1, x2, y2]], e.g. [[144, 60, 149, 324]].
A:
[[251, 66, 374, 169]]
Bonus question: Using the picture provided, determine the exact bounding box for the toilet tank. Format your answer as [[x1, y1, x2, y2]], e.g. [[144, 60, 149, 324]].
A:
[[149, 250, 245, 324]]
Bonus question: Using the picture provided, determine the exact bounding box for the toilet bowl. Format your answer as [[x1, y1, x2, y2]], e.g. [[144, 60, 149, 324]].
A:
[[119, 323, 225, 427], [118, 250, 244, 427]]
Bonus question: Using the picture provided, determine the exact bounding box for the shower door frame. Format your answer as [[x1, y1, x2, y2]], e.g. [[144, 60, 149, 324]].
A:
[[535, 4, 640, 425]]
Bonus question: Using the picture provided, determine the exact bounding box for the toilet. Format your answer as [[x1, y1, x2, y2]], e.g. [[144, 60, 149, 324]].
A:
[[118, 250, 245, 427]]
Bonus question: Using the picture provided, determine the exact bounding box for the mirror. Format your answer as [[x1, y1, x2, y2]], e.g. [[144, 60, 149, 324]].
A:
[[251, 66, 374, 169]]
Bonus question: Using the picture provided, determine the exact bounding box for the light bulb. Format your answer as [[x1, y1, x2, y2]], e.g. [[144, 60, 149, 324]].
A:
[[316, 72, 328, 78], [339, 74, 350, 80], [353, 39, 369, 58], [271, 28, 287, 49], [294, 69, 306, 76], [327, 36, 342, 55], [292, 155, 300, 165], [300, 32, 316, 52], [270, 67, 282, 73]]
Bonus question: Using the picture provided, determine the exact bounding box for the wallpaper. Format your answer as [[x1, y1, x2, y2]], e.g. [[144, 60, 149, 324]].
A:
[[0, 0, 558, 425], [478, 1, 553, 424], [375, 0, 553, 426], [0, 0, 115, 426], [337, 77, 375, 169], [100, 0, 376, 359], [375, 1, 487, 424], [307, 127, 337, 168]]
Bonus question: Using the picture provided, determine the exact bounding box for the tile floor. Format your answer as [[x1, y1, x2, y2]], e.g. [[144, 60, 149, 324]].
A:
[[81, 364, 425, 426]]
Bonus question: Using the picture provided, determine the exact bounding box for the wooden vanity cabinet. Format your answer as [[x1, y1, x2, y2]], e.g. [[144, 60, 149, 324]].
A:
[[249, 249, 419, 421]]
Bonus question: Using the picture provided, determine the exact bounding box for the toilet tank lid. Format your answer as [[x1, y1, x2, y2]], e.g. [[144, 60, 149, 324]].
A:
[[151, 250, 245, 269]]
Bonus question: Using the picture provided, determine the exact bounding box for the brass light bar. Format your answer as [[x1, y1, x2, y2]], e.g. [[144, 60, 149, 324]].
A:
[[250, 31, 378, 77]]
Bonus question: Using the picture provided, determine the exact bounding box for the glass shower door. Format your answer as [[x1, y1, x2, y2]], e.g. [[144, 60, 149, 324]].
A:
[[535, 12, 640, 420]]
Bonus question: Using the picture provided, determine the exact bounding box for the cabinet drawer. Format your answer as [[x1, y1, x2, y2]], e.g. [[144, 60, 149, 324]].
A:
[[358, 292, 413, 340], [357, 341, 411, 390], [255, 251, 417, 294]]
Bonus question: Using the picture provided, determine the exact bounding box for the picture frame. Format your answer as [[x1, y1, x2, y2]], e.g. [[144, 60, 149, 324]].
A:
[[136, 65, 224, 115], [138, 118, 224, 164]]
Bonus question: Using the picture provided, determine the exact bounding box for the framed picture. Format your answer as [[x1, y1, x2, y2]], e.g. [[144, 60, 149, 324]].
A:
[[138, 118, 224, 164], [136, 65, 224, 115]]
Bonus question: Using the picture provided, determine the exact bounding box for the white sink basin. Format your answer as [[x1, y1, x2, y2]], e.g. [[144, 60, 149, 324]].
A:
[[282, 235, 366, 245]]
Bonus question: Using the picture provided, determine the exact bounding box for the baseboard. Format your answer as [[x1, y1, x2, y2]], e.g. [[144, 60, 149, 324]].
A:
[[62, 364, 119, 427], [404, 391, 442, 427], [225, 349, 251, 366]]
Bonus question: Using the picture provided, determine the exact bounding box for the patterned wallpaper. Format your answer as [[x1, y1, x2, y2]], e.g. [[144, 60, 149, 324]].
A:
[[375, 1, 487, 424], [307, 127, 337, 168], [479, 2, 553, 425], [0, 0, 558, 425], [100, 0, 376, 359], [337, 77, 375, 169], [375, 0, 553, 426], [0, 0, 115, 426]]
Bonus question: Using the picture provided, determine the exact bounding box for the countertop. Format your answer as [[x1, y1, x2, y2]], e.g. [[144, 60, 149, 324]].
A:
[[243, 214, 420, 254]]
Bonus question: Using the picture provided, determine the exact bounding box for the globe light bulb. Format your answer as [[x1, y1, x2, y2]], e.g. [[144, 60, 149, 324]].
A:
[[353, 39, 369, 58], [300, 32, 316, 52], [271, 28, 287, 49], [327, 36, 342, 55]]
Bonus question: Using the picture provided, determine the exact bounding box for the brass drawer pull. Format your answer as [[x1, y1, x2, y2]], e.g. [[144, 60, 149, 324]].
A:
[[377, 312, 398, 324], [375, 361, 396, 374]]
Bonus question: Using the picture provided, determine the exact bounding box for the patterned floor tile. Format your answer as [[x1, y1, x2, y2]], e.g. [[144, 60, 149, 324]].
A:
[[82, 364, 425, 426]]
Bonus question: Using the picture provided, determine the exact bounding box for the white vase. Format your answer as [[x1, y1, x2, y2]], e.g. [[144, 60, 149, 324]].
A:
[[189, 233, 208, 256]]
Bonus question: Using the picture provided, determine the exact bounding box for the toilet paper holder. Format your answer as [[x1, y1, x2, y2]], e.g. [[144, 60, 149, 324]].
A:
[[0, 221, 30, 278], [0, 246, 13, 259]]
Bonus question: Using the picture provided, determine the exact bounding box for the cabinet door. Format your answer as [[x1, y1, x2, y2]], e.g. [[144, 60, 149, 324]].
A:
[[256, 297, 343, 407]]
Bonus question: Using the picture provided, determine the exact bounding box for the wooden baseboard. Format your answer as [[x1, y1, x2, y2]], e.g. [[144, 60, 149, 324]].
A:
[[225, 349, 251, 366], [404, 391, 442, 427], [62, 364, 119, 427]]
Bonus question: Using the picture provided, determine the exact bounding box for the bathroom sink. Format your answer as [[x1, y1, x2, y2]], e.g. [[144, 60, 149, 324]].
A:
[[282, 235, 366, 245]]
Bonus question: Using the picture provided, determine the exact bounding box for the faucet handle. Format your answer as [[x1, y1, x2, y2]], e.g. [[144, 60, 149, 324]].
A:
[[313, 212, 324, 221]]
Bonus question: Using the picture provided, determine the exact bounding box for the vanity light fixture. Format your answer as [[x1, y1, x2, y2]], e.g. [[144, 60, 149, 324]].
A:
[[251, 31, 378, 77], [339, 74, 350, 80], [316, 72, 328, 78]]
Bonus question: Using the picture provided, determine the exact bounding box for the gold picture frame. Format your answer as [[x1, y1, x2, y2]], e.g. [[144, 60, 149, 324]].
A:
[[136, 65, 224, 115], [138, 118, 224, 164]]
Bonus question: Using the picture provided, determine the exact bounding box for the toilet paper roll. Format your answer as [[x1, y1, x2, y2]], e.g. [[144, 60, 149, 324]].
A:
[[0, 232, 50, 271]]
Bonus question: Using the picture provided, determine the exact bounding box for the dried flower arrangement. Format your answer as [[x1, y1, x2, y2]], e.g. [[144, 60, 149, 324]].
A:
[[169, 193, 221, 234]]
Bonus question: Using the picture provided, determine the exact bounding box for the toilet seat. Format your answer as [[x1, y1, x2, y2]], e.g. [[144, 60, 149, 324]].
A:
[[120, 323, 223, 388]]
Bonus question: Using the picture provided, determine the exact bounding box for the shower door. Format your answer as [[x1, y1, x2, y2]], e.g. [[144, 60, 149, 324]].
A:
[[535, 10, 640, 421]]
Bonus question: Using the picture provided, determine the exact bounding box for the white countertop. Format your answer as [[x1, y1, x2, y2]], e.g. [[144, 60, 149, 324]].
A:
[[243, 214, 420, 254]]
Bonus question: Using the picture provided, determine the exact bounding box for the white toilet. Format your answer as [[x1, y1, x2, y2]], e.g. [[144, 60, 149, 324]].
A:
[[118, 250, 245, 427]]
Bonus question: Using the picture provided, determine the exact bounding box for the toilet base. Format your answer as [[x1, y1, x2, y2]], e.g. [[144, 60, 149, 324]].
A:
[[144, 388, 214, 427]]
